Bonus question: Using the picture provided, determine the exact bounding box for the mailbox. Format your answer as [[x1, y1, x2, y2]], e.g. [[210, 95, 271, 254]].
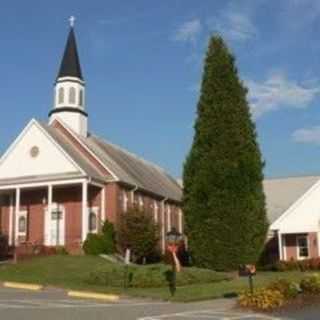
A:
[[238, 264, 256, 277]]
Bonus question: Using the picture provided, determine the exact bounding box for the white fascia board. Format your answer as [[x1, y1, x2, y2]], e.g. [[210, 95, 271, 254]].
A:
[[0, 177, 87, 190], [270, 179, 320, 231], [52, 118, 119, 181], [34, 120, 86, 176], [0, 119, 85, 177], [0, 118, 36, 166]]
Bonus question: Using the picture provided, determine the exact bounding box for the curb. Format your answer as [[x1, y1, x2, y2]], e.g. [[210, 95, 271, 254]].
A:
[[67, 290, 120, 301], [3, 282, 43, 291]]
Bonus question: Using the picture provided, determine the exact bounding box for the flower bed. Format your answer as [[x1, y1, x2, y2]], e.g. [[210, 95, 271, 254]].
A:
[[238, 274, 320, 311]]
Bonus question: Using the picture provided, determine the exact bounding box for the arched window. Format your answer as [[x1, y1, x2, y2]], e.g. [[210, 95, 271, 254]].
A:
[[79, 89, 83, 106], [58, 87, 64, 104], [69, 87, 76, 104], [18, 216, 26, 233], [89, 211, 97, 232]]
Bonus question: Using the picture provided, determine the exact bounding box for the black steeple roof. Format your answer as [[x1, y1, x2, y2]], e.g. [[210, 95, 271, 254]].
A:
[[57, 27, 83, 80]]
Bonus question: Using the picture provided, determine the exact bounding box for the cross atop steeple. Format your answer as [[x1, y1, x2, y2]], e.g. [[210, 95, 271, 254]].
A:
[[69, 16, 76, 28]]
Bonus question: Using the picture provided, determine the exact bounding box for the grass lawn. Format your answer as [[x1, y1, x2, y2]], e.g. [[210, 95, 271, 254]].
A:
[[0, 255, 314, 302]]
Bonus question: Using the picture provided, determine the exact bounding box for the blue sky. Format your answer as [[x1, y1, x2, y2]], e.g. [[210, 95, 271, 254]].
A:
[[1, 0, 320, 179]]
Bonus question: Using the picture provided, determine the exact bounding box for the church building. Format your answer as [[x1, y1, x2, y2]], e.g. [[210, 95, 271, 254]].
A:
[[0, 21, 183, 255]]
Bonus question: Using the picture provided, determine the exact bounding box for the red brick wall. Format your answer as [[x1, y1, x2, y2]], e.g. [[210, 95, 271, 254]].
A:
[[20, 189, 47, 245], [0, 195, 10, 239]]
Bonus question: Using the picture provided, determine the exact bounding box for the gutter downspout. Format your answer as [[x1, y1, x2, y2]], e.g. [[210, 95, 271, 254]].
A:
[[161, 197, 168, 254]]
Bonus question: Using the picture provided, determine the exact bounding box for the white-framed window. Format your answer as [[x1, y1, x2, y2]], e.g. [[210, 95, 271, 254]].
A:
[[69, 87, 76, 104], [18, 211, 27, 235], [138, 195, 144, 209], [297, 235, 309, 260], [88, 207, 98, 233], [153, 200, 159, 223], [58, 87, 64, 104], [122, 191, 129, 212]]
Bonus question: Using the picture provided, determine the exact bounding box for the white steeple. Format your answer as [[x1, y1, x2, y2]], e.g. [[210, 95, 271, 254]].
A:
[[49, 17, 88, 137]]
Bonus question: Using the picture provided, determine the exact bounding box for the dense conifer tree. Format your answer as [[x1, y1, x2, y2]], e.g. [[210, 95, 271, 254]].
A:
[[183, 36, 268, 270]]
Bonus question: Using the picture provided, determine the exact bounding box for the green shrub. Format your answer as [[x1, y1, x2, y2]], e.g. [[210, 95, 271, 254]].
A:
[[300, 274, 320, 294], [267, 279, 299, 299], [83, 220, 116, 255], [83, 234, 106, 255], [55, 246, 69, 255], [87, 264, 230, 288], [101, 220, 116, 254], [238, 288, 285, 310]]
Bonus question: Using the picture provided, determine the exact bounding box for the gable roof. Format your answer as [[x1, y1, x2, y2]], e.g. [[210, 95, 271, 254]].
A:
[[38, 122, 106, 182], [40, 121, 182, 202], [264, 175, 320, 225], [82, 134, 182, 202], [57, 27, 83, 80]]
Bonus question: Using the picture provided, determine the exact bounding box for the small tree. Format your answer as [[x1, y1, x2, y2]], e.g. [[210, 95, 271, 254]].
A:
[[117, 207, 160, 263]]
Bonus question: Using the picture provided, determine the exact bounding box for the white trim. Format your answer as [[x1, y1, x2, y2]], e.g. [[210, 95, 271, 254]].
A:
[[123, 191, 128, 212], [271, 179, 320, 230], [278, 231, 283, 260], [138, 195, 144, 209], [14, 188, 20, 245], [296, 234, 310, 260], [317, 232, 320, 257], [88, 206, 99, 234], [154, 200, 159, 223], [17, 210, 27, 237], [44, 185, 53, 246], [166, 205, 171, 232], [161, 198, 168, 254], [178, 208, 183, 234], [44, 203, 65, 246], [56, 76, 86, 85], [283, 234, 287, 261], [0, 119, 86, 177], [51, 119, 119, 181], [81, 180, 88, 242], [0, 178, 87, 191], [101, 187, 106, 222], [8, 194, 13, 246]]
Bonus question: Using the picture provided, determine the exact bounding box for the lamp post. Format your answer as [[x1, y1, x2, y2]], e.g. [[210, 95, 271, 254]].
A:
[[166, 227, 183, 296]]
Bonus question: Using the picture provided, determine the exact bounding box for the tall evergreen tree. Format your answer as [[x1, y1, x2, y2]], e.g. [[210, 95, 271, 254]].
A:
[[183, 36, 268, 271]]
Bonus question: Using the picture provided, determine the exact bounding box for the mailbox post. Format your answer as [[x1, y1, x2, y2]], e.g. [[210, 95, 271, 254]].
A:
[[239, 264, 256, 294], [166, 228, 183, 296]]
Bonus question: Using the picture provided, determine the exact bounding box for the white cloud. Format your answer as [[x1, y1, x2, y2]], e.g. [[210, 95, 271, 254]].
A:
[[208, 9, 257, 42], [292, 127, 320, 145], [173, 19, 202, 44], [246, 72, 320, 118]]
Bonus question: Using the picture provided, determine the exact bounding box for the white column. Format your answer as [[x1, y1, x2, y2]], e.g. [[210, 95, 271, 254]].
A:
[[101, 187, 106, 223], [167, 205, 171, 232], [81, 181, 88, 242], [161, 200, 166, 254], [178, 208, 183, 234], [8, 194, 13, 246], [317, 232, 320, 258], [278, 230, 283, 261], [14, 188, 20, 246], [45, 185, 53, 246]]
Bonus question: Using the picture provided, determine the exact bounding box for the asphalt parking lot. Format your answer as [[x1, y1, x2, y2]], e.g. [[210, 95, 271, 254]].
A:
[[0, 286, 313, 320]]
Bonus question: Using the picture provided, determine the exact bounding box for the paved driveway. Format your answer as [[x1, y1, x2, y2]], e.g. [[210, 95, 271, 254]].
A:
[[0, 286, 312, 320]]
